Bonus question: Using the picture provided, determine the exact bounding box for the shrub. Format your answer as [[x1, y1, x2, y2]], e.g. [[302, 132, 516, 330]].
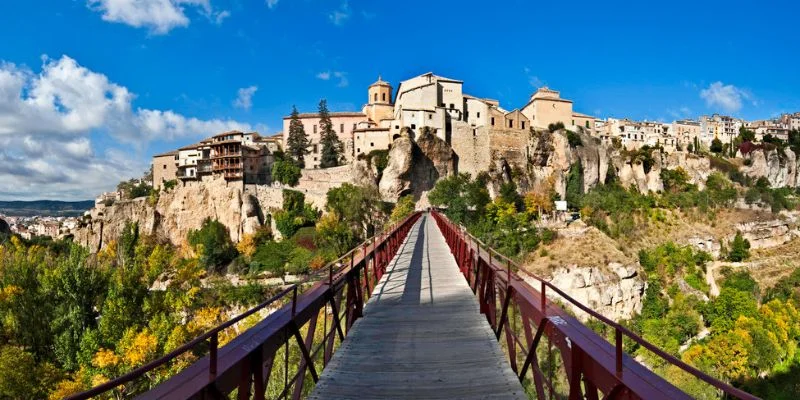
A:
[[710, 137, 723, 154], [547, 122, 565, 133], [566, 130, 583, 148], [728, 232, 750, 262], [271, 160, 301, 186], [187, 219, 238, 272]]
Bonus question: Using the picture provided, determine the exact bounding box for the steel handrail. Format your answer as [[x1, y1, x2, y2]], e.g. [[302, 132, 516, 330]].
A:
[[432, 210, 758, 400], [65, 211, 422, 400]]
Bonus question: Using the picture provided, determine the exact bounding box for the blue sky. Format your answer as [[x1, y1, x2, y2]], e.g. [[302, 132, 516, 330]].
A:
[[1, 0, 799, 200]]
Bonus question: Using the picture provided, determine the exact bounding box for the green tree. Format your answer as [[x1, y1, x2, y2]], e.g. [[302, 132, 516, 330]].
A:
[[710, 137, 723, 154], [187, 219, 238, 272], [428, 173, 490, 224], [46, 244, 108, 370], [565, 160, 584, 208], [318, 99, 343, 168], [325, 183, 386, 238], [271, 159, 301, 186], [728, 232, 751, 262], [286, 106, 310, 167], [0, 346, 61, 400], [703, 287, 758, 332]]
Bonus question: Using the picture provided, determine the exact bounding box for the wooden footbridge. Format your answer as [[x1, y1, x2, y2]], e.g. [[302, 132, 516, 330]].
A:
[[67, 212, 759, 400]]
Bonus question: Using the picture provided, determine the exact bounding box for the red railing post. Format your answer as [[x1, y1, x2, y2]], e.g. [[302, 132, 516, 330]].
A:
[[615, 327, 623, 377]]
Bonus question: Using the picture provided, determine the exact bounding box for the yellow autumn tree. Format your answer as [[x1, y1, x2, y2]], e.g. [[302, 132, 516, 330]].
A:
[[119, 328, 158, 368]]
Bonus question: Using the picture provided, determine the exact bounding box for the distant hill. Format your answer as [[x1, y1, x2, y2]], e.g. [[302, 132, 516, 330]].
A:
[[0, 200, 94, 217]]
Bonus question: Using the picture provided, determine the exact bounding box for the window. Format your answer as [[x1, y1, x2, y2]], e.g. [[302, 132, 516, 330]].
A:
[[340, 123, 344, 133], [411, 124, 416, 129], [477, 112, 481, 118], [450, 103, 454, 109], [509, 120, 513, 128], [382, 93, 386, 101], [521, 121, 526, 129], [313, 125, 317, 134], [572, 120, 575, 125], [491, 117, 495, 126], [374, 93, 378, 101], [428, 114, 432, 120], [163, 165, 166, 169], [370, 142, 374, 147], [357, 148, 360, 153], [586, 121, 590, 128], [353, 123, 356, 130]]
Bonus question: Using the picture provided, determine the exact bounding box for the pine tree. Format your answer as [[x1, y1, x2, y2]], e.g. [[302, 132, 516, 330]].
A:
[[318, 99, 343, 168], [286, 106, 309, 168]]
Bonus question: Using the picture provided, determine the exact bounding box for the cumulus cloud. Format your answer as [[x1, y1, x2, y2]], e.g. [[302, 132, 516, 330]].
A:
[[265, 0, 279, 9], [329, 1, 351, 25], [699, 81, 752, 113], [233, 85, 258, 110], [315, 71, 331, 80], [87, 0, 230, 34], [0, 55, 254, 200]]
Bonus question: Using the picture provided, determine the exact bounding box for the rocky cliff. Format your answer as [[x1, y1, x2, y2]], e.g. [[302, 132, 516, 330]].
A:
[[379, 128, 455, 201], [742, 147, 799, 188], [523, 129, 710, 198], [525, 263, 645, 322]]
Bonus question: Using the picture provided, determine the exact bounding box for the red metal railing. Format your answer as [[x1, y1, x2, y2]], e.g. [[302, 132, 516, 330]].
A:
[[431, 210, 759, 400], [66, 211, 422, 400]]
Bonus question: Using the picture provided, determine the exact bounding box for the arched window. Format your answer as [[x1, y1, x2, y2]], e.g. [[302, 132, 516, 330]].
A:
[[374, 93, 378, 101], [382, 93, 386, 101]]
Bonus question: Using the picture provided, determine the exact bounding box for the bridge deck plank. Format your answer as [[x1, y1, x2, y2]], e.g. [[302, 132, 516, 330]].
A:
[[311, 214, 526, 399]]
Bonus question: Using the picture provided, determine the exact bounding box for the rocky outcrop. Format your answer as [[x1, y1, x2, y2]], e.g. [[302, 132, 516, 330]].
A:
[[742, 148, 798, 188], [379, 128, 455, 201], [533, 263, 645, 322], [735, 218, 799, 249], [524, 130, 711, 198]]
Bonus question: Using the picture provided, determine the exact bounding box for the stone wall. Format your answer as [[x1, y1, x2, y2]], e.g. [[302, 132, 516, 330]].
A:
[[450, 123, 491, 177]]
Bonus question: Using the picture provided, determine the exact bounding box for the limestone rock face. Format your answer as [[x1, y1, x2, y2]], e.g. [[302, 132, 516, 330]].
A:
[[536, 263, 646, 322], [735, 218, 799, 249], [379, 128, 455, 201], [73, 177, 270, 251], [743, 148, 798, 188]]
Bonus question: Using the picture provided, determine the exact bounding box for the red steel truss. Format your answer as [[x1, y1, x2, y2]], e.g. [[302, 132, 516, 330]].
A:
[[431, 210, 759, 400]]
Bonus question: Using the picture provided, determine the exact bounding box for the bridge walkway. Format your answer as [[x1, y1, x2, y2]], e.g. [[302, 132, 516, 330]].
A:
[[311, 214, 526, 399]]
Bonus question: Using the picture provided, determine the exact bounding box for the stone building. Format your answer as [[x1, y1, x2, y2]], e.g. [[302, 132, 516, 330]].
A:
[[520, 87, 574, 130], [152, 150, 178, 189]]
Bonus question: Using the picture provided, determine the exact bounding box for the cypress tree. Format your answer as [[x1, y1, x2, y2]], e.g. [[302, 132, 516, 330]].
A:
[[286, 106, 309, 167], [318, 99, 343, 168]]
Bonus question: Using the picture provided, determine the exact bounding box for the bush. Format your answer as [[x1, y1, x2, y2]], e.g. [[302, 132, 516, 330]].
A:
[[366, 149, 389, 175], [389, 195, 416, 225], [547, 122, 565, 133], [271, 160, 301, 186], [728, 232, 750, 262], [710, 137, 723, 154], [566, 130, 583, 148], [187, 219, 238, 272]]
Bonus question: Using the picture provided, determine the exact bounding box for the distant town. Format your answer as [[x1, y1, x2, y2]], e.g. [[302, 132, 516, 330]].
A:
[[150, 72, 800, 191]]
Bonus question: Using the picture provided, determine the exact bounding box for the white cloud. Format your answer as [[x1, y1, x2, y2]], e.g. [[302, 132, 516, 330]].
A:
[[266, 0, 279, 9], [333, 71, 348, 88], [699, 81, 752, 113], [316, 71, 348, 87], [329, 1, 351, 25], [0, 55, 255, 200], [233, 85, 258, 110], [523, 67, 542, 88], [87, 0, 229, 34]]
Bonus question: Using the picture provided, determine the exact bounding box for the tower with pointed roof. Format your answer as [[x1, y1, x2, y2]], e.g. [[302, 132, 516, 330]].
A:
[[363, 76, 395, 127], [368, 75, 393, 106]]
